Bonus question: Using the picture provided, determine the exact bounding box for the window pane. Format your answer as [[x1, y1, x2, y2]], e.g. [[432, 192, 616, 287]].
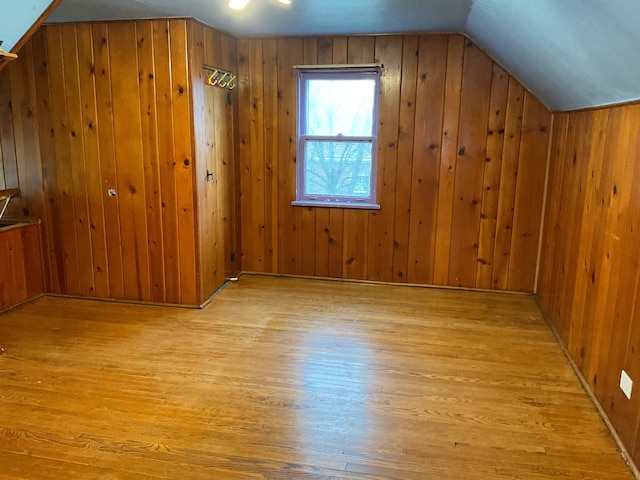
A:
[[305, 78, 375, 136], [304, 140, 372, 198]]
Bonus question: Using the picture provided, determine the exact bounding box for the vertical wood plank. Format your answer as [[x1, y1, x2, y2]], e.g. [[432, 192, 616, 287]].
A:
[[30, 27, 64, 293], [92, 22, 125, 300], [7, 42, 45, 224], [539, 114, 570, 333], [537, 115, 565, 303], [108, 21, 151, 301], [475, 63, 508, 289], [433, 35, 464, 285], [189, 21, 207, 301], [237, 38, 253, 272], [76, 23, 110, 299], [212, 82, 230, 289], [407, 35, 447, 285], [222, 33, 240, 279], [275, 37, 304, 275], [392, 35, 418, 284], [46, 25, 82, 295], [448, 41, 493, 287], [263, 38, 279, 274], [249, 39, 266, 272], [507, 93, 551, 291], [153, 19, 181, 303], [342, 209, 369, 280], [592, 110, 640, 454], [563, 111, 594, 358], [314, 208, 330, 277], [210, 30, 229, 291], [583, 107, 637, 385], [491, 79, 524, 290], [551, 113, 583, 340], [367, 35, 402, 282], [563, 111, 608, 361], [60, 24, 96, 297], [557, 113, 592, 357], [0, 68, 19, 194], [169, 19, 197, 305], [137, 21, 165, 303]]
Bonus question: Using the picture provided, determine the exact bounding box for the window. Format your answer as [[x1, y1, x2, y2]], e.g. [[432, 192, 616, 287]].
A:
[[293, 66, 380, 209]]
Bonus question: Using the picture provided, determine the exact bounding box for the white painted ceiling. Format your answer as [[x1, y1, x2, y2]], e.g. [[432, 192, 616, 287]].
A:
[[44, 0, 640, 111], [1, 0, 54, 52]]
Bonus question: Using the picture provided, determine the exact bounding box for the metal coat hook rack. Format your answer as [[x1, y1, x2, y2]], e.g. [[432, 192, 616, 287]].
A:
[[203, 65, 237, 90], [0, 40, 18, 65], [0, 188, 18, 222]]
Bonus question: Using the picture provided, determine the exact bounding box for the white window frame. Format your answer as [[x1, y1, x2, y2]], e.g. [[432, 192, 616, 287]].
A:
[[292, 65, 381, 209]]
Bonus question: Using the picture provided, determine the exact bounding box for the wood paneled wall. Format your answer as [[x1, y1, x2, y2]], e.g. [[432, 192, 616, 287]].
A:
[[236, 35, 552, 292], [537, 103, 640, 466], [0, 19, 237, 306]]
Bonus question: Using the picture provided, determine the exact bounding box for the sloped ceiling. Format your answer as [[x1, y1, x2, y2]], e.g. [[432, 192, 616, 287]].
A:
[[465, 0, 640, 111], [1, 0, 58, 52], [46, 0, 472, 36], [45, 0, 640, 111]]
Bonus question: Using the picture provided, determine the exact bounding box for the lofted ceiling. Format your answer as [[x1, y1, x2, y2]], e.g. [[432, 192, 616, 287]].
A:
[[44, 0, 640, 112], [1, 0, 57, 53]]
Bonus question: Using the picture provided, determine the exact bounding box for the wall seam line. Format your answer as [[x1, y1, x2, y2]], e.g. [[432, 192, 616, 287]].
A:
[[533, 111, 554, 293]]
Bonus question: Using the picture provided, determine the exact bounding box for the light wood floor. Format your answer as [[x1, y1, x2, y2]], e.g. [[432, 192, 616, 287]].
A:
[[0, 275, 634, 479]]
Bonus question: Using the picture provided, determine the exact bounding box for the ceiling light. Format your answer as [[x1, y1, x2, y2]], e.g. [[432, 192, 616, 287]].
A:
[[229, 0, 249, 10], [229, 0, 291, 10]]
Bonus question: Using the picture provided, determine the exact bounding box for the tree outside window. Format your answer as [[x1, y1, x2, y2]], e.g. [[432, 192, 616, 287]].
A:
[[294, 67, 380, 208]]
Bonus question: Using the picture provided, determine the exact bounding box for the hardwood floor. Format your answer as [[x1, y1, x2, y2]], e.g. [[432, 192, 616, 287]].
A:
[[0, 274, 634, 479]]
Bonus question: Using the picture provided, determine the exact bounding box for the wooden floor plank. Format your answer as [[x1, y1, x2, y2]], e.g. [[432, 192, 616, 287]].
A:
[[0, 275, 634, 479]]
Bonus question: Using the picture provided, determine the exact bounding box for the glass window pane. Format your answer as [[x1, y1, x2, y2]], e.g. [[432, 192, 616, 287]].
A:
[[305, 78, 375, 136], [304, 140, 372, 198]]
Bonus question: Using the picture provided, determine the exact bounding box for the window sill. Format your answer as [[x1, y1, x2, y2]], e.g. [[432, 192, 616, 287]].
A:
[[292, 200, 380, 210]]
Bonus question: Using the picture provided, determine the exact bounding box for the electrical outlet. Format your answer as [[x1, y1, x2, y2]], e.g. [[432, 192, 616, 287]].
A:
[[620, 370, 633, 399]]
